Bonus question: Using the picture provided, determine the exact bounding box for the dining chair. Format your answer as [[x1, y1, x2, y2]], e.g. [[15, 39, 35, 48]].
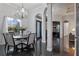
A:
[[27, 33, 36, 49], [23, 31, 31, 36], [19, 31, 31, 45], [20, 33, 31, 50], [3, 33, 21, 55]]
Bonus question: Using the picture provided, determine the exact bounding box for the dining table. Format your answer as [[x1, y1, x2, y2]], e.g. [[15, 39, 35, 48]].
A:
[[13, 35, 28, 52]]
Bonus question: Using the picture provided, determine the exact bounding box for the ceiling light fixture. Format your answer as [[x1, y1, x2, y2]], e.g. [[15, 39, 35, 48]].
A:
[[16, 3, 28, 19]]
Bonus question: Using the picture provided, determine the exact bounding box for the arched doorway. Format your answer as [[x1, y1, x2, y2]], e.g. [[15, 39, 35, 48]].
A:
[[35, 14, 42, 55], [36, 14, 42, 39]]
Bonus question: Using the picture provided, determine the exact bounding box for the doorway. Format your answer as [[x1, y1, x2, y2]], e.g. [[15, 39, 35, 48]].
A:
[[52, 21, 60, 55], [64, 21, 75, 56], [36, 20, 42, 55], [36, 20, 42, 39]]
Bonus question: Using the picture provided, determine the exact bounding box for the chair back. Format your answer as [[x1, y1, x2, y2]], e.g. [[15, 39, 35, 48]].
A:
[[24, 31, 31, 36], [3, 33, 15, 46], [28, 33, 35, 45]]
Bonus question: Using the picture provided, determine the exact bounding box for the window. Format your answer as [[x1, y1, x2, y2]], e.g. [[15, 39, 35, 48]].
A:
[[6, 17, 22, 33]]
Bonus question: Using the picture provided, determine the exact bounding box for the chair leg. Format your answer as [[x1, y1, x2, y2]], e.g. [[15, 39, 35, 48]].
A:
[[12, 47, 15, 55], [12, 46, 17, 55], [31, 44, 34, 49], [4, 45, 7, 55], [14, 46, 17, 52], [6, 46, 9, 55], [32, 44, 35, 50]]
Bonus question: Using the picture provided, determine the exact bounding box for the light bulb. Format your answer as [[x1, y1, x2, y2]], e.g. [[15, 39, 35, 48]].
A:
[[72, 28, 75, 32], [21, 8, 25, 13]]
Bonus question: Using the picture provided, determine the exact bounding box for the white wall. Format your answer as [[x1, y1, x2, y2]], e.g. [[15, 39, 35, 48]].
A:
[[0, 16, 6, 45], [27, 4, 46, 33]]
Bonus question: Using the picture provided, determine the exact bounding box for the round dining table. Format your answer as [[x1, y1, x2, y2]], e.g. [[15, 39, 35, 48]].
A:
[[13, 35, 28, 52]]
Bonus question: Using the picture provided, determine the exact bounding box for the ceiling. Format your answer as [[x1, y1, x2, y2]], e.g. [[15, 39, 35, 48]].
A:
[[52, 3, 74, 16], [5, 3, 43, 10], [0, 3, 74, 18], [0, 3, 43, 17]]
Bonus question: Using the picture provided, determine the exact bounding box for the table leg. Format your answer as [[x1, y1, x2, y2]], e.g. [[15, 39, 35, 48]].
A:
[[20, 31, 23, 52]]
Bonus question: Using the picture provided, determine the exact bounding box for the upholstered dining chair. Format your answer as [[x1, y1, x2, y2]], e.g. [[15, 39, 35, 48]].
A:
[[23, 30, 31, 36], [20, 31, 31, 47], [27, 33, 36, 49], [3, 33, 21, 55], [19, 32, 31, 51]]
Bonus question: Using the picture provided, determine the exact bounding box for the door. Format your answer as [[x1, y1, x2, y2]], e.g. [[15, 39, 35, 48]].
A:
[[36, 20, 42, 55], [36, 20, 42, 39]]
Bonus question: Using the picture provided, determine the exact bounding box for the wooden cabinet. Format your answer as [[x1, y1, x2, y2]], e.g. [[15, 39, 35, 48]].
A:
[[69, 33, 75, 48]]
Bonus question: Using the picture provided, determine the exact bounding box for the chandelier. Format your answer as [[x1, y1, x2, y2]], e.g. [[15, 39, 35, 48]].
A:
[[15, 3, 28, 19]]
